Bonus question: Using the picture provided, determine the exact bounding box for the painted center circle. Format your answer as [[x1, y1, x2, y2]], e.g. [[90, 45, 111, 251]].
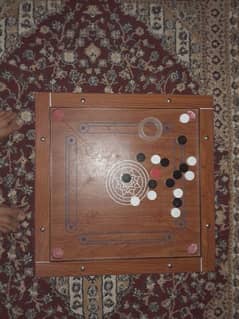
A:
[[106, 160, 149, 205]]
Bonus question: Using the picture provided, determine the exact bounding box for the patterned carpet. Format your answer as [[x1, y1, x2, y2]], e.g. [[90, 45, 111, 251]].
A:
[[0, 0, 237, 318]]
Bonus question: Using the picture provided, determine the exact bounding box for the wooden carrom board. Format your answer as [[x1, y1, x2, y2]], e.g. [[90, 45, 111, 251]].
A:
[[35, 93, 214, 276]]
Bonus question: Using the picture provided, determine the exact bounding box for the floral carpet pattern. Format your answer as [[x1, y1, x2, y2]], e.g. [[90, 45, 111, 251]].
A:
[[0, 0, 237, 318]]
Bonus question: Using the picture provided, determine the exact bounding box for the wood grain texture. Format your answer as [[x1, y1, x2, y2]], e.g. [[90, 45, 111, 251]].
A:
[[50, 93, 213, 109], [35, 93, 215, 276], [35, 257, 201, 276], [35, 93, 50, 262], [200, 109, 215, 271]]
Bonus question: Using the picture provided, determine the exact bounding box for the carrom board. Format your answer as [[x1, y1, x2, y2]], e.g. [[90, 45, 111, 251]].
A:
[[35, 93, 214, 276]]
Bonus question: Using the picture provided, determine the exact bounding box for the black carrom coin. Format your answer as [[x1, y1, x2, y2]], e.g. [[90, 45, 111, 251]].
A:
[[148, 179, 157, 189], [166, 178, 175, 188], [136, 153, 146, 162], [161, 158, 170, 167], [173, 198, 183, 208], [179, 163, 189, 172], [177, 135, 187, 145], [121, 173, 132, 183], [173, 170, 182, 179]]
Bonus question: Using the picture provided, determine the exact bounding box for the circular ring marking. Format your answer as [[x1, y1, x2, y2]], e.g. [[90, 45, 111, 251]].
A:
[[106, 160, 149, 205], [138, 117, 163, 142]]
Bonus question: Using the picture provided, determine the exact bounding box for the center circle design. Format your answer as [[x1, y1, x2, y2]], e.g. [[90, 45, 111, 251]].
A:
[[106, 160, 149, 205]]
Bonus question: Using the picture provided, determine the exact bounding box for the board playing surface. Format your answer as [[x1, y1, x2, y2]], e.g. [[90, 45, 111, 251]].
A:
[[35, 93, 214, 276]]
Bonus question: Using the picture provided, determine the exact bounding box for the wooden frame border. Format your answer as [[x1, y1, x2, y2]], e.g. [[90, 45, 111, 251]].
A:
[[35, 93, 214, 276], [199, 109, 215, 271], [35, 93, 50, 262], [50, 93, 212, 109]]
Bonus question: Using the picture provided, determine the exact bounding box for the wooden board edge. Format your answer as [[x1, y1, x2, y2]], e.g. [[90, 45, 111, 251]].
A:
[[199, 109, 215, 271], [35, 92, 51, 262], [50, 93, 213, 109], [35, 257, 201, 277]]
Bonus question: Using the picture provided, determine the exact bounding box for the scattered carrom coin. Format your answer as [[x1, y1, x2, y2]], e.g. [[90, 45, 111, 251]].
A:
[[177, 135, 187, 145], [171, 208, 181, 218], [130, 196, 141, 206], [173, 188, 183, 198], [184, 171, 195, 181], [147, 190, 157, 200], [173, 198, 182, 208], [160, 158, 170, 167], [179, 113, 190, 124], [136, 152, 146, 162], [151, 154, 161, 164], [166, 178, 175, 188], [150, 167, 161, 179], [173, 170, 182, 179], [148, 179, 157, 189], [121, 173, 131, 183], [187, 156, 197, 166], [179, 163, 189, 172]]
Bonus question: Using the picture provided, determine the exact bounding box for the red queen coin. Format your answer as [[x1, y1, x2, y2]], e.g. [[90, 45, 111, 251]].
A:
[[150, 167, 160, 179]]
